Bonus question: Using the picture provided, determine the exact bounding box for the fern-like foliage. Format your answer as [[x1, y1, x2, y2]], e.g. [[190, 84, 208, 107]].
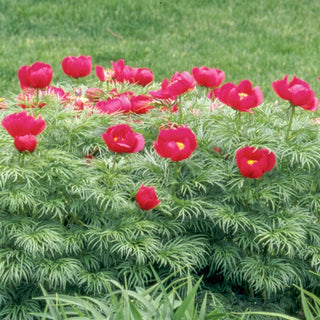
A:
[[1, 79, 320, 318]]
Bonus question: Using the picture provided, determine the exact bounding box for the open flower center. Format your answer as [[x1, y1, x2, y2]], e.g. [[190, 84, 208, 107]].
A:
[[239, 92, 248, 100], [176, 142, 185, 150], [114, 137, 124, 142], [247, 159, 258, 165], [105, 69, 114, 81]]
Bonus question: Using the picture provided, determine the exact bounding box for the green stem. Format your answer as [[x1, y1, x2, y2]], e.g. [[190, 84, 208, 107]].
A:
[[262, 289, 268, 303], [107, 153, 119, 190], [206, 87, 212, 100], [36, 88, 39, 107], [243, 178, 253, 210], [171, 161, 181, 198], [19, 152, 25, 167], [285, 104, 295, 141], [235, 110, 242, 136], [106, 81, 110, 95], [177, 96, 182, 123]]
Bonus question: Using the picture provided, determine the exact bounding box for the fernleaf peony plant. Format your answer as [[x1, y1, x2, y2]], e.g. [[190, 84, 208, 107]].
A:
[[0, 59, 320, 318]]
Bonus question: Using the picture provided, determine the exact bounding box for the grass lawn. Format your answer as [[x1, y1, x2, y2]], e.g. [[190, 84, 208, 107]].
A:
[[0, 0, 320, 101]]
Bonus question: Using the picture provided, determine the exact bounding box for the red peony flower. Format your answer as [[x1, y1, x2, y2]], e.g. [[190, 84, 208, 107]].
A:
[[236, 146, 276, 179], [95, 65, 114, 81], [110, 59, 153, 86], [95, 96, 131, 114], [102, 124, 145, 153], [149, 78, 177, 100], [214, 79, 263, 113], [18, 62, 53, 89], [2, 111, 46, 137], [130, 67, 153, 86], [136, 183, 160, 210], [167, 71, 196, 96], [272, 75, 318, 111], [14, 134, 37, 153], [61, 55, 92, 78], [154, 127, 197, 161], [192, 66, 225, 88], [110, 59, 133, 83], [130, 95, 153, 114]]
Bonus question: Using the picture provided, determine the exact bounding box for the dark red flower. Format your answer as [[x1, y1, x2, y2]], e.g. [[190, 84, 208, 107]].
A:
[[136, 183, 160, 210], [111, 59, 133, 83], [2, 111, 46, 137], [102, 124, 145, 153], [167, 71, 196, 96], [272, 75, 318, 111], [236, 146, 276, 179], [149, 78, 177, 100], [214, 79, 263, 113], [130, 95, 153, 114], [61, 55, 92, 78], [130, 67, 153, 86], [18, 62, 53, 89], [154, 127, 197, 161], [95, 96, 131, 114], [14, 134, 37, 153], [192, 66, 225, 88], [110, 60, 153, 86]]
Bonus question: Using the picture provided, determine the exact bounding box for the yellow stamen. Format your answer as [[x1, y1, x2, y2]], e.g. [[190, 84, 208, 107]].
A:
[[239, 93, 248, 100], [247, 159, 257, 165], [114, 137, 118, 141], [176, 142, 185, 150]]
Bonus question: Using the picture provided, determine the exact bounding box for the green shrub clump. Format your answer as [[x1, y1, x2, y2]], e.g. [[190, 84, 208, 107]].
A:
[[0, 65, 320, 318]]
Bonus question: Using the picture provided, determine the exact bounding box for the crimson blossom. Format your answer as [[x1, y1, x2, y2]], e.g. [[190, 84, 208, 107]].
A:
[[167, 71, 196, 96], [18, 61, 53, 89], [213, 79, 263, 113], [102, 124, 145, 153], [129, 67, 153, 86], [154, 127, 197, 161], [110, 59, 153, 86], [14, 134, 37, 153], [192, 66, 225, 88], [61, 55, 92, 78], [236, 146, 276, 179], [2, 111, 46, 153], [136, 183, 161, 211], [130, 95, 153, 114], [272, 75, 318, 111], [95, 96, 131, 114], [148, 78, 177, 100], [111, 59, 132, 83], [2, 111, 46, 137]]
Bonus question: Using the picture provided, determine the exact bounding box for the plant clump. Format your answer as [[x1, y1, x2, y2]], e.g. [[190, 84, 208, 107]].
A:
[[0, 57, 320, 318]]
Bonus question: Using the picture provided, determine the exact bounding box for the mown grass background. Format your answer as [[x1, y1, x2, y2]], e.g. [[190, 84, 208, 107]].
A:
[[0, 0, 319, 100]]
